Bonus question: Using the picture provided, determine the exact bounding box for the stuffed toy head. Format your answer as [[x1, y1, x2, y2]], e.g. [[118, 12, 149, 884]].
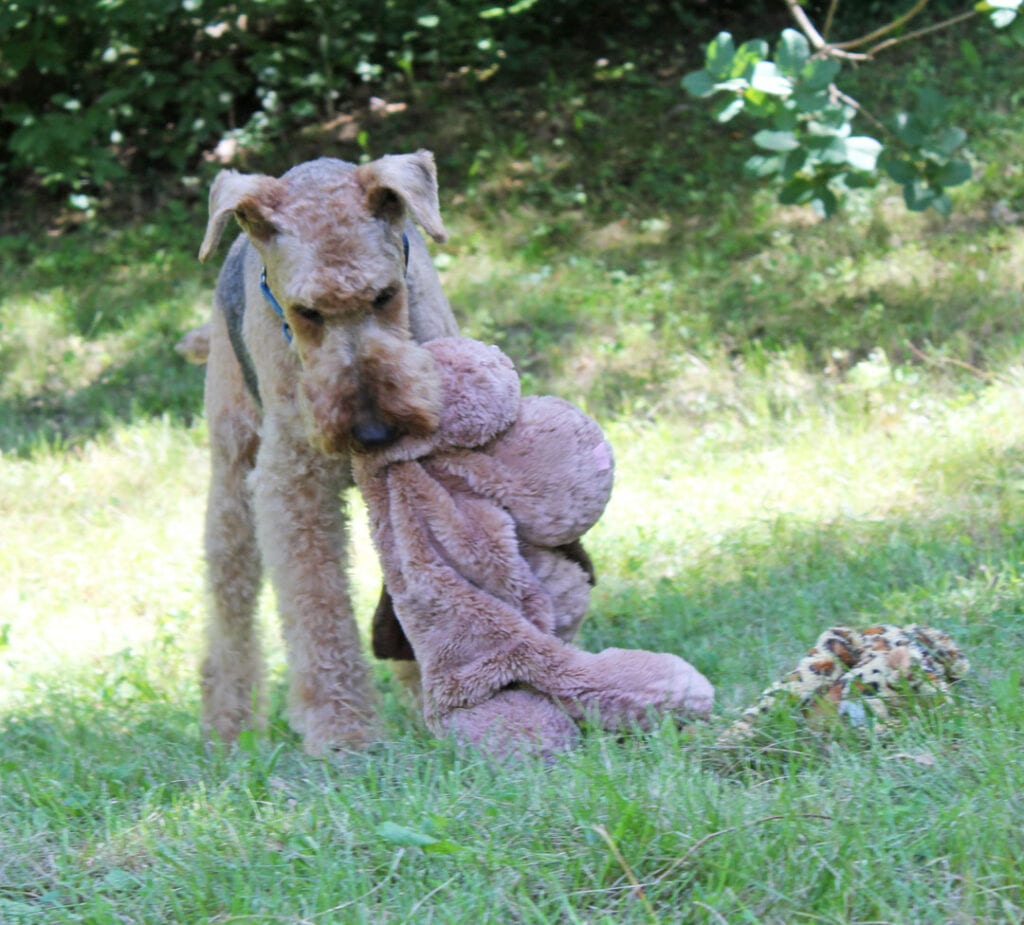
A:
[[353, 337, 713, 758], [356, 336, 615, 547]]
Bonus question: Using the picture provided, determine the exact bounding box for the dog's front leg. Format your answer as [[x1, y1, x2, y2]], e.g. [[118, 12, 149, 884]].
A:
[[250, 415, 379, 753]]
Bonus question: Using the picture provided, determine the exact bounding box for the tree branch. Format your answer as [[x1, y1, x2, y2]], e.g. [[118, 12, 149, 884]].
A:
[[784, 0, 980, 63], [822, 0, 841, 41], [830, 86, 899, 143], [783, 0, 827, 49], [833, 0, 931, 50], [866, 9, 981, 56], [782, 0, 871, 60]]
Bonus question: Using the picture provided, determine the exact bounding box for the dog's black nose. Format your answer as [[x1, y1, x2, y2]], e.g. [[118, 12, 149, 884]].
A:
[[352, 420, 398, 448]]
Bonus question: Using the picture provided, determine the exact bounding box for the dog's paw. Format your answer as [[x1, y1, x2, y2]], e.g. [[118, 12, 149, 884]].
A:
[[294, 705, 382, 757]]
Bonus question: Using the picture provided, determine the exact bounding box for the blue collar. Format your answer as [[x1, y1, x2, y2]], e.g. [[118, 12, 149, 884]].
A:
[[259, 266, 292, 342], [260, 232, 411, 345]]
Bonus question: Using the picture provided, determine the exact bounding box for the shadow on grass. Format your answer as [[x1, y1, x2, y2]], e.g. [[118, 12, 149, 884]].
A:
[[0, 208, 213, 454], [583, 474, 1024, 711], [0, 340, 206, 455], [4, 473, 1022, 751]]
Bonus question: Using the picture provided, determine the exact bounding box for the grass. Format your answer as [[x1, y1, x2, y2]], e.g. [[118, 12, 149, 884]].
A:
[[3, 21, 1024, 924]]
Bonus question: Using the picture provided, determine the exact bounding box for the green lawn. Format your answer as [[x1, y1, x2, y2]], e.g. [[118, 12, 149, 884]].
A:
[[2, 34, 1024, 923]]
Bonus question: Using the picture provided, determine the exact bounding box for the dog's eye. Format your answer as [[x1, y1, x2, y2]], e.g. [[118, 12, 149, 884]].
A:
[[293, 306, 324, 325], [372, 287, 397, 310]]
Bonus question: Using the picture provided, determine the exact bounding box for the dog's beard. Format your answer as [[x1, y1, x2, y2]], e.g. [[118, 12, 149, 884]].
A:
[[298, 337, 443, 456]]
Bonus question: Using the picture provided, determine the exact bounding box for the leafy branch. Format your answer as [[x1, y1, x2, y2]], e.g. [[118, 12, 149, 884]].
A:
[[682, 0, 1024, 216]]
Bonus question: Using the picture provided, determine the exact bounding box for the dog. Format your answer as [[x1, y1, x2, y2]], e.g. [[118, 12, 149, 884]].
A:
[[195, 150, 458, 754]]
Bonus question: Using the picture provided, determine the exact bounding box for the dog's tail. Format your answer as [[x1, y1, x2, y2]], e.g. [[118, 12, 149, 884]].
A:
[[175, 322, 211, 364]]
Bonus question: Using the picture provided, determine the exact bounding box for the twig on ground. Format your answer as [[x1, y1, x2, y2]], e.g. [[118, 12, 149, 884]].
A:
[[592, 824, 657, 921], [903, 340, 997, 382], [693, 900, 732, 925], [650, 813, 834, 886]]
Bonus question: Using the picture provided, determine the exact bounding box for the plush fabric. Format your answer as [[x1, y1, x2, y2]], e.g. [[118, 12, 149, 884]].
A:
[[718, 623, 970, 744], [352, 337, 713, 757]]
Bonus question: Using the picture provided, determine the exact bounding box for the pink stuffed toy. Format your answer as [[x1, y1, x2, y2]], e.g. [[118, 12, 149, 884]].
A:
[[353, 337, 713, 757]]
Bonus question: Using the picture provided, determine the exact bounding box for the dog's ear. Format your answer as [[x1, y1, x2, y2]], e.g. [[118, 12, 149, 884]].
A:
[[198, 170, 284, 262], [356, 149, 448, 243]]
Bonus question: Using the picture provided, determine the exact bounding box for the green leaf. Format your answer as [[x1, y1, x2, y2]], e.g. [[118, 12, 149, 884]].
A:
[[714, 96, 746, 122], [792, 86, 829, 113], [816, 102, 854, 129], [817, 135, 849, 164], [236, 729, 260, 752], [960, 38, 982, 68], [781, 147, 807, 178], [705, 32, 736, 79], [681, 69, 715, 98], [812, 185, 839, 217], [932, 193, 953, 216], [734, 38, 770, 79], [772, 108, 799, 132], [750, 61, 792, 97], [914, 88, 948, 127], [779, 177, 815, 204], [102, 868, 138, 892], [743, 89, 783, 119], [933, 126, 967, 156], [893, 112, 925, 147], [845, 136, 882, 172], [776, 28, 810, 75], [753, 129, 800, 152], [736, 38, 770, 60], [903, 181, 939, 211], [714, 78, 750, 92], [800, 57, 841, 91], [376, 821, 439, 847], [745, 154, 782, 178], [882, 156, 919, 184], [376, 821, 462, 854], [803, 132, 847, 165], [935, 159, 972, 187], [845, 170, 877, 189]]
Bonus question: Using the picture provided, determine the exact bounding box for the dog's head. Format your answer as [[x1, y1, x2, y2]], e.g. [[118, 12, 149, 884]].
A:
[[199, 151, 447, 454]]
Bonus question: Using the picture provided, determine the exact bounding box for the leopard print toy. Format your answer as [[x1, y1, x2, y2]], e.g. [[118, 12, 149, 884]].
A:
[[720, 624, 969, 743]]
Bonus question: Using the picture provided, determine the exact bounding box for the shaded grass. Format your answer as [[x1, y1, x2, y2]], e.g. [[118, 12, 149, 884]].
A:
[[1, 657, 1021, 922], [0, 204, 212, 454]]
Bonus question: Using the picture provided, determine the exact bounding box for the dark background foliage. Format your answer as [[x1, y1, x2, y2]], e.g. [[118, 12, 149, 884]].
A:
[[1, 0, 950, 201]]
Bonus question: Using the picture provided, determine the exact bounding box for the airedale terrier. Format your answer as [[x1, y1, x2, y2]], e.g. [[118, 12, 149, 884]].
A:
[[195, 151, 456, 754]]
